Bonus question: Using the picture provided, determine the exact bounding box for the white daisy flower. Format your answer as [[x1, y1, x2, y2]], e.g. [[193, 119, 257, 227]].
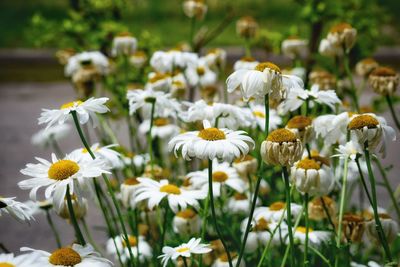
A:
[[212, 253, 246, 267], [319, 38, 341, 57], [173, 209, 202, 235], [122, 153, 149, 169], [150, 50, 198, 73], [127, 89, 181, 119], [139, 118, 180, 140], [146, 72, 172, 92], [0, 196, 34, 222], [70, 143, 122, 169], [19, 153, 110, 209], [227, 61, 303, 102], [22, 244, 112, 267], [168, 120, 254, 162], [159, 238, 212, 267], [203, 48, 227, 70], [332, 140, 363, 160], [254, 201, 303, 223], [293, 227, 331, 247], [65, 51, 109, 77], [185, 59, 218, 87], [233, 57, 259, 71], [38, 97, 109, 130], [0, 253, 39, 267], [278, 84, 341, 114], [187, 161, 247, 197], [281, 37, 308, 59], [111, 32, 137, 57], [351, 261, 381, 267], [183, 0, 208, 20], [248, 104, 282, 131], [313, 112, 350, 146], [106, 235, 152, 263], [134, 178, 206, 213], [31, 124, 71, 148], [24, 200, 53, 217]]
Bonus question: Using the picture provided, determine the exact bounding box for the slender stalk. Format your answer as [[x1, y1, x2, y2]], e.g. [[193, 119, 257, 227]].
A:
[[70, 111, 136, 266], [355, 157, 373, 206], [264, 94, 269, 136], [50, 136, 63, 158], [208, 159, 233, 267], [320, 197, 336, 230], [343, 51, 360, 112], [373, 156, 400, 221], [304, 193, 309, 267], [147, 101, 156, 177], [244, 37, 251, 57], [0, 243, 10, 253], [335, 156, 349, 267], [81, 218, 102, 253], [309, 246, 332, 267], [282, 166, 295, 267], [182, 256, 189, 267], [45, 209, 62, 248], [386, 95, 400, 131], [160, 205, 170, 252], [134, 209, 140, 267], [199, 188, 210, 267], [364, 142, 393, 262], [66, 185, 86, 245]]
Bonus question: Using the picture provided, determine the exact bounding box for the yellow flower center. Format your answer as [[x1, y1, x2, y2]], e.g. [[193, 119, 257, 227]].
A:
[[176, 209, 197, 219], [311, 196, 334, 206], [296, 158, 321, 170], [286, 115, 312, 130], [219, 252, 237, 262], [124, 177, 140, 185], [296, 226, 313, 233], [253, 111, 265, 118], [234, 154, 254, 163], [348, 114, 379, 130], [49, 247, 82, 266], [117, 31, 132, 37], [197, 67, 206, 76], [255, 62, 281, 73], [329, 23, 352, 33], [176, 247, 190, 253], [122, 236, 137, 247], [343, 213, 364, 223], [198, 128, 226, 141], [266, 128, 297, 143], [132, 50, 146, 57], [61, 100, 83, 110], [370, 66, 396, 77], [160, 184, 181, 195], [270, 201, 285, 211], [240, 56, 256, 62], [0, 263, 15, 267], [234, 192, 248, 200], [149, 73, 169, 83], [254, 218, 269, 231], [212, 171, 228, 182], [154, 118, 169, 127], [48, 160, 80, 180]]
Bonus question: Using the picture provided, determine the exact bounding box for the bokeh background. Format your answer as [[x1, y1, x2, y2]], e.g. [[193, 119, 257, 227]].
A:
[[0, 0, 399, 254]]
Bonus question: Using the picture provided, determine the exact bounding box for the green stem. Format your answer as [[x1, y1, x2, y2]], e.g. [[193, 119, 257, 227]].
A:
[[66, 185, 86, 245], [309, 246, 332, 267], [343, 52, 360, 112], [283, 166, 295, 267], [0, 244, 10, 253], [264, 94, 269, 137], [208, 159, 233, 267], [160, 205, 170, 252], [335, 156, 349, 267], [81, 218, 102, 253], [182, 256, 189, 267], [199, 187, 210, 267], [304, 193, 309, 267], [70, 111, 136, 266], [373, 156, 400, 222], [45, 209, 62, 248], [386, 95, 400, 131], [148, 101, 156, 177], [355, 157, 373, 206], [50, 136, 63, 158], [364, 142, 393, 262], [244, 37, 251, 57], [320, 197, 336, 230]]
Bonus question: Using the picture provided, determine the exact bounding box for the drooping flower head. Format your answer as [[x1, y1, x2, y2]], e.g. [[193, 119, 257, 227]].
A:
[[368, 66, 399, 96]]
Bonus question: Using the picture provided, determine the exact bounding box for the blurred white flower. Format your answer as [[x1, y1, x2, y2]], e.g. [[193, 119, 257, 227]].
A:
[[0, 196, 34, 222], [31, 124, 71, 148], [65, 51, 109, 77], [111, 32, 137, 57], [107, 235, 152, 263]]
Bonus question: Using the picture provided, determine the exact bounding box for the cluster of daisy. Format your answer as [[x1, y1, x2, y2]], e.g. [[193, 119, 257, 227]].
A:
[[2, 4, 400, 267]]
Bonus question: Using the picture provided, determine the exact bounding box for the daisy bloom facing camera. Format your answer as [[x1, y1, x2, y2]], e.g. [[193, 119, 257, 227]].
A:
[[19, 153, 109, 209], [38, 97, 109, 130], [168, 120, 254, 162], [159, 238, 212, 267]]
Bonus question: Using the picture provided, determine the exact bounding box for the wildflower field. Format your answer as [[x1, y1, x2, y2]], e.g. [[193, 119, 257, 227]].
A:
[[1, 0, 400, 267]]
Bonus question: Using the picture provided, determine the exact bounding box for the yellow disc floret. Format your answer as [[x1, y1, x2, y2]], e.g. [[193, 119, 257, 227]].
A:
[[286, 115, 312, 130], [160, 184, 181, 195], [122, 235, 137, 247], [61, 100, 83, 110], [296, 158, 321, 170], [267, 128, 297, 143], [370, 66, 396, 77], [329, 23, 352, 33], [176, 247, 190, 253], [154, 118, 169, 127], [176, 209, 197, 219], [296, 226, 313, 233], [269, 201, 285, 211], [0, 263, 15, 267], [255, 62, 281, 73], [124, 177, 140, 186], [348, 114, 379, 130], [198, 128, 226, 141], [212, 171, 228, 182], [49, 247, 82, 266], [48, 160, 80, 180]]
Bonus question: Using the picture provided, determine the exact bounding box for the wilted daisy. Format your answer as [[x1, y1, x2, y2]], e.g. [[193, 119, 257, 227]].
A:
[[227, 61, 303, 102], [365, 213, 399, 244], [182, 0, 208, 20], [0, 196, 33, 222], [185, 59, 218, 88], [356, 58, 379, 77], [168, 120, 254, 162], [236, 16, 258, 39], [293, 227, 331, 247], [254, 201, 303, 222], [232, 154, 258, 177], [309, 70, 337, 90], [65, 51, 109, 77], [173, 208, 202, 235], [70, 143, 122, 169], [308, 196, 336, 221], [278, 85, 341, 114], [139, 117, 180, 140], [327, 23, 357, 53], [347, 113, 396, 155], [368, 66, 399, 96], [146, 72, 172, 92], [339, 213, 366, 243], [22, 244, 112, 267], [290, 158, 334, 196], [111, 32, 137, 57], [134, 178, 206, 213], [38, 97, 109, 129], [240, 217, 276, 253], [233, 57, 259, 71], [285, 115, 313, 143], [56, 195, 88, 220], [19, 153, 109, 209], [159, 238, 212, 267], [0, 253, 38, 267], [281, 37, 308, 59], [107, 235, 152, 263], [261, 128, 303, 166], [31, 124, 71, 148], [187, 161, 247, 197], [227, 193, 260, 215]]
